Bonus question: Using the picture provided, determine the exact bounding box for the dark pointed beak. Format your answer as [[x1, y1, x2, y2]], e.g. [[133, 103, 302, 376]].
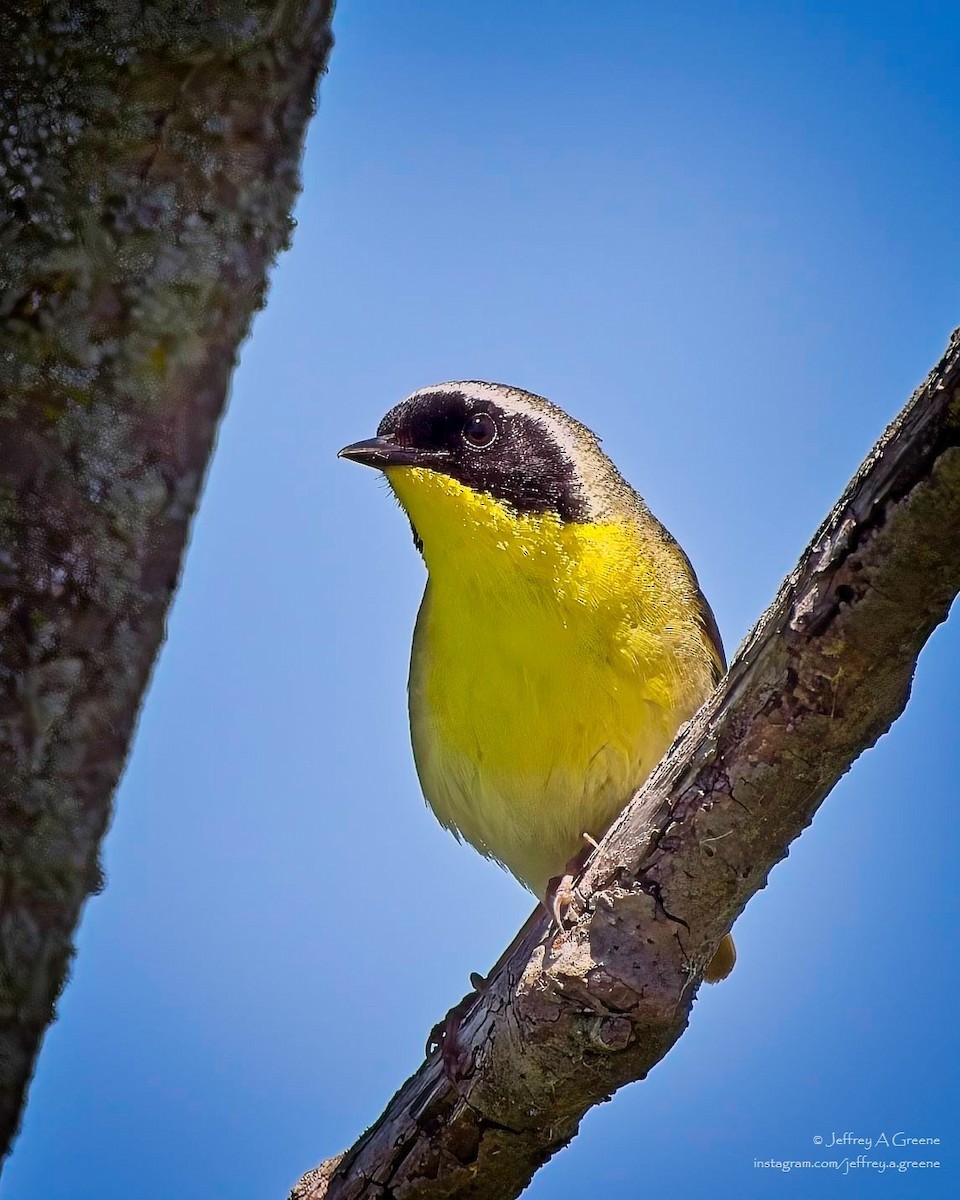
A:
[[338, 435, 445, 470], [339, 435, 410, 470]]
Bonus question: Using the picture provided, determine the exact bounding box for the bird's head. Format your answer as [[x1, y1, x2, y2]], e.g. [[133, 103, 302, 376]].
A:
[[339, 382, 633, 558]]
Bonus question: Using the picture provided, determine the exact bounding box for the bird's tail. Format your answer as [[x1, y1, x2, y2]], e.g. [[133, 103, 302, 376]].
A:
[[704, 932, 736, 983]]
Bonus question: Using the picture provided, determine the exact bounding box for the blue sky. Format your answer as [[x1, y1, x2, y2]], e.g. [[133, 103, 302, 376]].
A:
[[6, 2, 959, 1196]]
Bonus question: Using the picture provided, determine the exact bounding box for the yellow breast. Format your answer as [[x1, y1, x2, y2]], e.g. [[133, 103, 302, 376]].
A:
[[388, 466, 717, 899]]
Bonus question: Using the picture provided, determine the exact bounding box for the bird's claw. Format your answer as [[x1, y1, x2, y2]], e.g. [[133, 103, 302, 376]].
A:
[[548, 872, 578, 929], [546, 834, 599, 930]]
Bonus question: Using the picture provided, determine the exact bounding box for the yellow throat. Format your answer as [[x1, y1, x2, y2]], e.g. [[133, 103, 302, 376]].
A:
[[388, 464, 719, 900]]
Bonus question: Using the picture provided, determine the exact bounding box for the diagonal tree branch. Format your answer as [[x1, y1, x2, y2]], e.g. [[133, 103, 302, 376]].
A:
[[293, 328, 960, 1200], [0, 0, 335, 1162]]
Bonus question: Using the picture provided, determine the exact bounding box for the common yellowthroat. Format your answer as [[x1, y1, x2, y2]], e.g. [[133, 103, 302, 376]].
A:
[[341, 381, 735, 983]]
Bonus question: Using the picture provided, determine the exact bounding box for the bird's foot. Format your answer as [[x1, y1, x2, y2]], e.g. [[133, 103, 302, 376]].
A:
[[548, 871, 578, 929], [426, 970, 488, 1082], [545, 835, 598, 930]]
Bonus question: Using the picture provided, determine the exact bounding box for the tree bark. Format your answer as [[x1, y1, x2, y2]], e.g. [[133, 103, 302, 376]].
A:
[[0, 0, 335, 1162], [293, 328, 960, 1200]]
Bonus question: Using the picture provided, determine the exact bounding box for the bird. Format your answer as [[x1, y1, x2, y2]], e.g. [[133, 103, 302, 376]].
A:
[[340, 381, 735, 984]]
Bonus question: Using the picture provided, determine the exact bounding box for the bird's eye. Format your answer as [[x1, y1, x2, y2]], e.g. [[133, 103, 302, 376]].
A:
[[462, 411, 498, 448]]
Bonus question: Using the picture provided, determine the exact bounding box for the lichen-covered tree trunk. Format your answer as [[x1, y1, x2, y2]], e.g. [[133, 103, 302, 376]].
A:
[[0, 0, 335, 1160]]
